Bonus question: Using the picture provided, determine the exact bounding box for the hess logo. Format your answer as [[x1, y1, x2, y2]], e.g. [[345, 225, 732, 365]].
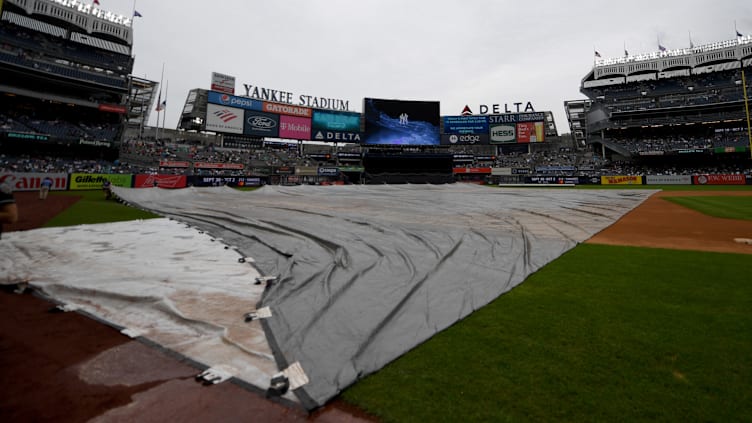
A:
[[490, 125, 515, 142]]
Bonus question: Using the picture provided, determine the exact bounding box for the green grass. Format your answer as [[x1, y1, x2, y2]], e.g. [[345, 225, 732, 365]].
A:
[[342, 244, 752, 422], [663, 196, 752, 220], [43, 190, 160, 227], [573, 184, 752, 191]]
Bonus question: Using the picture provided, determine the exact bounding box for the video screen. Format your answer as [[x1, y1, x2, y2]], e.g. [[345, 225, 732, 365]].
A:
[[362, 98, 440, 145]]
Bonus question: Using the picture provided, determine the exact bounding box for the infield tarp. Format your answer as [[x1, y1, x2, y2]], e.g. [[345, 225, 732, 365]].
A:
[[108, 184, 655, 409]]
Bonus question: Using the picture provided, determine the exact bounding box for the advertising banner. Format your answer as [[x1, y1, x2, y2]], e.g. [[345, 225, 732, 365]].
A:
[[263, 102, 312, 118], [526, 176, 582, 184], [6, 132, 50, 142], [491, 167, 512, 176], [159, 160, 191, 168], [311, 130, 362, 143], [312, 110, 361, 132], [442, 115, 489, 134], [693, 174, 746, 185], [194, 162, 244, 170], [0, 172, 68, 192], [70, 174, 132, 190], [516, 122, 534, 143], [317, 167, 340, 177], [279, 115, 312, 140], [601, 175, 643, 185], [338, 166, 365, 172], [363, 98, 440, 145], [453, 167, 492, 174], [206, 103, 244, 134], [489, 124, 516, 143], [243, 110, 280, 138], [188, 176, 261, 187], [211, 72, 235, 94], [714, 146, 748, 154], [133, 174, 188, 188], [488, 112, 546, 124], [98, 104, 127, 114], [645, 175, 692, 185], [441, 133, 489, 145], [207, 91, 263, 111]]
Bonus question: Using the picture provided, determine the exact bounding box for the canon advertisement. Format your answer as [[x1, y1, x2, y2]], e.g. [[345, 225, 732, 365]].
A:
[[363, 98, 440, 145]]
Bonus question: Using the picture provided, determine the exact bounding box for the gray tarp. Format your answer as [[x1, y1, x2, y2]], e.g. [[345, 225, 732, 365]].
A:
[[113, 184, 654, 409]]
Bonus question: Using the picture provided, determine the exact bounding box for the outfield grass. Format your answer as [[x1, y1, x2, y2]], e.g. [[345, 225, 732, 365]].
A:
[[44, 190, 159, 227], [342, 244, 752, 422], [573, 184, 752, 191], [663, 196, 752, 221]]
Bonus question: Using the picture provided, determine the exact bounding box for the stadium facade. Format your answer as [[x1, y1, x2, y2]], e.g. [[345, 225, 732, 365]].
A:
[[0, 0, 158, 160], [573, 35, 752, 167]]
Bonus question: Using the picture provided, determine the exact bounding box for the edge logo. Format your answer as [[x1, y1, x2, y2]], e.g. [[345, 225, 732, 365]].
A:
[[449, 134, 480, 144]]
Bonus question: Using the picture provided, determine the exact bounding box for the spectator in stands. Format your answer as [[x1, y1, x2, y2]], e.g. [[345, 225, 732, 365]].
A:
[[39, 175, 53, 200], [0, 181, 18, 239]]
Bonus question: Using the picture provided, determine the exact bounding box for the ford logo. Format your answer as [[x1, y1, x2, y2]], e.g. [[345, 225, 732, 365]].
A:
[[248, 116, 277, 129]]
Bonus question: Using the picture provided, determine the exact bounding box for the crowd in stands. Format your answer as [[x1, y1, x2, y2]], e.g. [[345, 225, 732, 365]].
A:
[[607, 130, 750, 153], [0, 20, 129, 89], [0, 113, 120, 142], [3, 135, 750, 180]]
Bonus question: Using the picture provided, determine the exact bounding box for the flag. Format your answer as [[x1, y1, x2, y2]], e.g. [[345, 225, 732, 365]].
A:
[[737, 30, 743, 37], [93, 0, 99, 5], [624, 49, 629, 56], [156, 100, 165, 112], [658, 44, 667, 52], [134, 10, 143, 17], [594, 51, 601, 58], [155, 91, 163, 112]]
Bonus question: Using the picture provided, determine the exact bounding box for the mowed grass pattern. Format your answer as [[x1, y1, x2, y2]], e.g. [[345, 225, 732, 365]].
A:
[[663, 196, 752, 221], [44, 190, 159, 227], [342, 244, 752, 422]]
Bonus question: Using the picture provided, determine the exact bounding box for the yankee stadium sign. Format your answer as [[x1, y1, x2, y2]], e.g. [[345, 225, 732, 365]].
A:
[[242, 83, 350, 111]]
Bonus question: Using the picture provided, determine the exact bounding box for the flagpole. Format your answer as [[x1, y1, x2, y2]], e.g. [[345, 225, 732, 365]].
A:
[[741, 69, 752, 159], [162, 79, 168, 133], [156, 63, 164, 140]]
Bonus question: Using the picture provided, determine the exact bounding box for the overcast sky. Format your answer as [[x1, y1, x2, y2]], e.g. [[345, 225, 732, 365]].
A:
[[103, 0, 751, 134]]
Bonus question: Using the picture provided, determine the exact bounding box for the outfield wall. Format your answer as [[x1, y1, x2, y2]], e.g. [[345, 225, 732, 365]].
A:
[[1, 172, 751, 191]]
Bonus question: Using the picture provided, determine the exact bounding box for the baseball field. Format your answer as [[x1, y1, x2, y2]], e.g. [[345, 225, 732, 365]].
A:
[[3, 185, 751, 422]]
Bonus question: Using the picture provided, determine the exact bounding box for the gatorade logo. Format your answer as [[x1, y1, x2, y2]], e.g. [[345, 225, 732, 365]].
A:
[[490, 125, 515, 142]]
